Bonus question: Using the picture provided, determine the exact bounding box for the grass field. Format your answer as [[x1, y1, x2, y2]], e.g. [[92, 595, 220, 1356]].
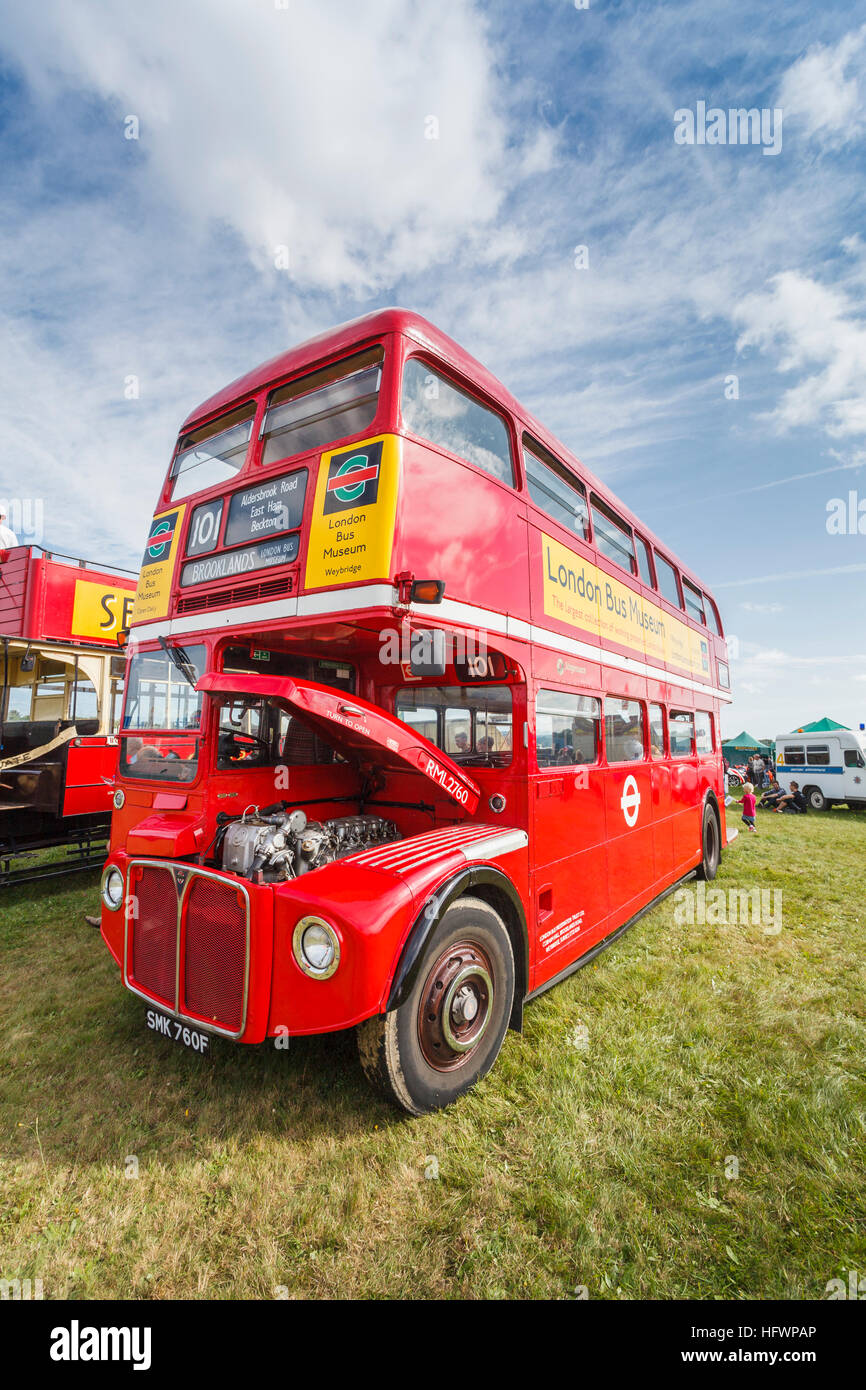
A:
[[2, 804, 864, 1300]]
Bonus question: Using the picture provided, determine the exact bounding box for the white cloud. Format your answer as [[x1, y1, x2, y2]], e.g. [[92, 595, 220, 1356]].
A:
[[778, 25, 866, 145], [740, 601, 784, 613], [733, 269, 866, 438], [2, 0, 542, 294]]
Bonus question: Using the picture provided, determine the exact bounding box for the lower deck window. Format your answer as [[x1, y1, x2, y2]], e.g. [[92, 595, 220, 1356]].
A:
[[605, 697, 645, 763], [396, 685, 513, 765], [216, 698, 338, 770], [649, 703, 665, 758], [536, 691, 600, 767], [695, 711, 713, 754], [670, 711, 695, 757]]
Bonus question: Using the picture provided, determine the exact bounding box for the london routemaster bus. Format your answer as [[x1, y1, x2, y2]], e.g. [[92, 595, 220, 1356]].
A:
[[98, 308, 734, 1114], [1, 545, 136, 883]]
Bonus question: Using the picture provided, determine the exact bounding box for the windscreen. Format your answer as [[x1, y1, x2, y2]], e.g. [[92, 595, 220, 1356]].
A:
[[120, 643, 206, 782]]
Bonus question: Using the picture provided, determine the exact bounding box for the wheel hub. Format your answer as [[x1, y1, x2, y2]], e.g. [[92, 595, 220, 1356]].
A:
[[417, 941, 494, 1071]]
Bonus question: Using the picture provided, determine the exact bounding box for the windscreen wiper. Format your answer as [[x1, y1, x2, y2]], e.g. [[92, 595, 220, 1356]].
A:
[[158, 636, 198, 690]]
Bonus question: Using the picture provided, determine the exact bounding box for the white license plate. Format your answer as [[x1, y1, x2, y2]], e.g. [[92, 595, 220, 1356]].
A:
[[145, 1008, 210, 1054]]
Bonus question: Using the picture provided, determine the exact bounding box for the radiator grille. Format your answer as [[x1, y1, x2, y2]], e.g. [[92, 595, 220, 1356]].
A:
[[128, 865, 177, 1004], [182, 876, 247, 1031], [125, 862, 249, 1035], [175, 573, 292, 616]]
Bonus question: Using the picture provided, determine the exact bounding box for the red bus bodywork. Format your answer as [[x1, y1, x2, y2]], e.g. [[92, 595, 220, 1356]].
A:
[[0, 546, 136, 859], [100, 309, 732, 1110]]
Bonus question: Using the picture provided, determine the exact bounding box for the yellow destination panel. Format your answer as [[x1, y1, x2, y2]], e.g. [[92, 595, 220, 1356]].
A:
[[305, 434, 401, 590]]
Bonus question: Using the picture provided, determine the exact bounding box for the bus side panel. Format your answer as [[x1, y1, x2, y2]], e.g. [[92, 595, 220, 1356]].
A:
[[530, 769, 609, 992], [395, 437, 531, 621]]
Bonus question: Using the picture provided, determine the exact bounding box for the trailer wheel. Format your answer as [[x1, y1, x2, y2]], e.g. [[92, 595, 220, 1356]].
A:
[[356, 896, 515, 1116], [804, 786, 828, 812], [697, 802, 720, 881]]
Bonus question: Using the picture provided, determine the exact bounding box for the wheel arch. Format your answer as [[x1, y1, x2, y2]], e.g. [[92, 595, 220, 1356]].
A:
[[385, 865, 529, 1032], [703, 787, 721, 822]]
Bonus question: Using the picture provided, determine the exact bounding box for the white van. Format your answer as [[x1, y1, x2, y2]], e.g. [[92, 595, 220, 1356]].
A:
[[774, 730, 866, 811]]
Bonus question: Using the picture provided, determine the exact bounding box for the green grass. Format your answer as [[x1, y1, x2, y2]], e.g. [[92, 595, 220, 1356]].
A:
[[1, 807, 864, 1300]]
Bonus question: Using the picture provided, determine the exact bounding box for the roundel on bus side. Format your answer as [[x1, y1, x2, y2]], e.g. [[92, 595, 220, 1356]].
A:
[[620, 774, 640, 827]]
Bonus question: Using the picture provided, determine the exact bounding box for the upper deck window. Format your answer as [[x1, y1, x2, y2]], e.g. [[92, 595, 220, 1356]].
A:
[[170, 405, 256, 502], [523, 437, 589, 540], [261, 347, 383, 467], [682, 579, 705, 625], [635, 534, 655, 588], [590, 497, 635, 575], [705, 596, 723, 637], [401, 359, 515, 486], [654, 551, 682, 608]]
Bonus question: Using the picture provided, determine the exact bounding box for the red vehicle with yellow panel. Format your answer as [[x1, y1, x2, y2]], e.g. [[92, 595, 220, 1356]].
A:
[[0, 545, 135, 881], [99, 309, 732, 1113]]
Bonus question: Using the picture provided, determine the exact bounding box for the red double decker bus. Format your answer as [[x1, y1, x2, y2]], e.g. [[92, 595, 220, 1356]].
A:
[[99, 309, 733, 1113], [1, 545, 136, 883]]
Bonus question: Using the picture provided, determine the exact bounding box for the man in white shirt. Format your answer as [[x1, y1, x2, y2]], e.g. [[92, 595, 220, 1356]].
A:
[[0, 508, 18, 547]]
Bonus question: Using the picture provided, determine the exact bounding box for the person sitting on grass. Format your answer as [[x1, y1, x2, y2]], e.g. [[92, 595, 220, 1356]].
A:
[[774, 780, 807, 814], [759, 775, 784, 809], [741, 781, 757, 834]]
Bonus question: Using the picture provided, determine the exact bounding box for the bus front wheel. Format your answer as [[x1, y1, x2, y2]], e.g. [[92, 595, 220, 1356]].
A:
[[357, 896, 515, 1116], [697, 803, 721, 881]]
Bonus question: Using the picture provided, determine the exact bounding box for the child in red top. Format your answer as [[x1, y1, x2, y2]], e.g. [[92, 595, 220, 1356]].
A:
[[741, 783, 757, 833]]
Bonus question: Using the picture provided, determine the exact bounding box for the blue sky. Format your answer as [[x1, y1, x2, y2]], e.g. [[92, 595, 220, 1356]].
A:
[[1, 0, 864, 738]]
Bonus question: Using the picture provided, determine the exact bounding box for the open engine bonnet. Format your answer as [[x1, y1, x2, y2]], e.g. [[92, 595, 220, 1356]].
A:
[[196, 671, 482, 883], [197, 671, 481, 812]]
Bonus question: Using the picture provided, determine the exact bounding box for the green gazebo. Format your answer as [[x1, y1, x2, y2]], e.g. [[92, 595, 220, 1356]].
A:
[[721, 730, 773, 764], [788, 716, 850, 734]]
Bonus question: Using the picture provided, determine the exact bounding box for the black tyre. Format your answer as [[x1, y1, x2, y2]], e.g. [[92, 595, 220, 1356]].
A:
[[356, 896, 515, 1116], [697, 802, 721, 880], [805, 786, 827, 812]]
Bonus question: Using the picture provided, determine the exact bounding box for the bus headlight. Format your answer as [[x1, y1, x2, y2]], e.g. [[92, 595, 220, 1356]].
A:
[[101, 866, 125, 912], [292, 917, 340, 979]]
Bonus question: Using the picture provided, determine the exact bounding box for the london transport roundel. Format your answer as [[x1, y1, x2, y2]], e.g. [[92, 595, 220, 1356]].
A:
[[620, 774, 641, 827]]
